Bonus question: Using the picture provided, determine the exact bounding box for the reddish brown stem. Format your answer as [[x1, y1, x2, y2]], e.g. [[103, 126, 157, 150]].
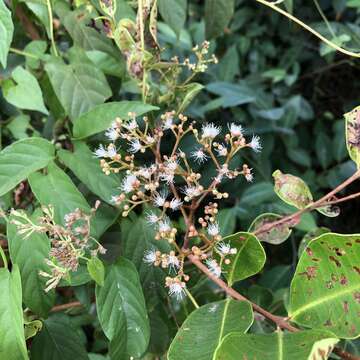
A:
[[50, 301, 82, 312]]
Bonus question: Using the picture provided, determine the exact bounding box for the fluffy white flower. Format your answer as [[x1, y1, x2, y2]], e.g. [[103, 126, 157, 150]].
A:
[[249, 135, 262, 152], [137, 167, 152, 179], [245, 170, 254, 182], [120, 174, 138, 193], [125, 118, 138, 130], [168, 281, 186, 300], [201, 123, 221, 139], [105, 127, 120, 141], [206, 259, 221, 278], [163, 116, 173, 130], [168, 253, 180, 269], [143, 249, 157, 265], [182, 186, 201, 200], [107, 144, 117, 158], [146, 211, 159, 224], [159, 172, 174, 184], [158, 218, 171, 232], [207, 222, 220, 237], [216, 242, 237, 256], [94, 144, 108, 158], [191, 148, 208, 163], [170, 198, 183, 211], [228, 123, 243, 137], [153, 192, 167, 207], [128, 139, 142, 153], [165, 159, 178, 172]]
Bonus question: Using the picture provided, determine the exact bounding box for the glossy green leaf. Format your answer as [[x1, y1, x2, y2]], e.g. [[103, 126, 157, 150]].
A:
[[24, 40, 47, 69], [0, 0, 13, 68], [214, 330, 338, 360], [205, 0, 234, 39], [273, 170, 313, 209], [96, 257, 150, 358], [216, 232, 266, 286], [45, 58, 111, 120], [217, 208, 236, 237], [168, 299, 253, 360], [0, 265, 28, 360], [28, 162, 91, 225], [58, 141, 121, 204], [0, 137, 55, 196], [158, 0, 187, 36], [290, 233, 360, 338], [344, 105, 360, 167], [73, 101, 158, 139], [87, 257, 105, 286], [8, 209, 55, 317], [31, 314, 88, 360], [3, 66, 48, 114], [248, 213, 292, 245]]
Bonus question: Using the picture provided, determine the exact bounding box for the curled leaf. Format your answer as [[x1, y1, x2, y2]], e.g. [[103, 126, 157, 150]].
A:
[[316, 204, 340, 218], [248, 213, 292, 245], [272, 170, 313, 209], [345, 105, 360, 167]]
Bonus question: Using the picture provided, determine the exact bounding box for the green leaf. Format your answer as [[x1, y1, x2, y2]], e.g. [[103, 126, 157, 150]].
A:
[[177, 83, 203, 114], [3, 66, 48, 114], [248, 213, 292, 245], [31, 314, 88, 360], [158, 0, 187, 36], [63, 9, 117, 56], [205, 0, 234, 39], [0, 0, 14, 68], [344, 105, 360, 167], [0, 137, 55, 196], [214, 330, 338, 360], [316, 133, 333, 169], [6, 114, 31, 140], [73, 101, 158, 139], [87, 257, 104, 286], [96, 257, 150, 358], [8, 209, 55, 317], [297, 227, 330, 257], [217, 208, 236, 237], [289, 233, 360, 338], [168, 299, 253, 360], [0, 265, 28, 360], [86, 50, 125, 78], [58, 141, 121, 204], [24, 320, 42, 340], [272, 170, 313, 209], [28, 162, 91, 225], [24, 40, 47, 69], [216, 232, 265, 286], [45, 57, 111, 120]]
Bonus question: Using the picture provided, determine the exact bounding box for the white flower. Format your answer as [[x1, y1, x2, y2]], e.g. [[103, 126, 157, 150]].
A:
[[137, 167, 152, 179], [201, 123, 221, 139], [216, 144, 228, 157], [146, 211, 158, 224], [107, 144, 117, 158], [245, 170, 254, 182], [216, 242, 237, 256], [146, 135, 155, 145], [125, 118, 138, 130], [168, 281, 186, 300], [153, 191, 167, 207], [163, 116, 173, 130], [158, 218, 171, 232], [94, 144, 108, 158], [159, 172, 174, 184], [170, 198, 183, 211], [206, 259, 221, 278], [191, 148, 208, 163], [120, 174, 138, 193], [128, 139, 142, 153], [168, 253, 180, 269], [249, 135, 262, 152], [228, 123, 243, 137], [182, 186, 201, 200], [105, 127, 120, 141], [143, 249, 157, 265], [207, 222, 220, 237], [165, 159, 178, 172]]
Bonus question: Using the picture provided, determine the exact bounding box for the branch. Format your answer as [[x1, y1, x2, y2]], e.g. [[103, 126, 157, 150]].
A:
[[189, 254, 360, 360], [50, 301, 82, 312], [254, 169, 360, 236]]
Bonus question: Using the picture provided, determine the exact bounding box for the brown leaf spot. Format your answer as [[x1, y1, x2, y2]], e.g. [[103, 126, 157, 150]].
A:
[[355, 239, 360, 244], [312, 258, 321, 262], [331, 273, 338, 282], [334, 247, 346, 256], [340, 274, 348, 286], [299, 266, 318, 280], [325, 281, 333, 289], [354, 292, 360, 304], [329, 256, 341, 267], [306, 247, 313, 256], [346, 242, 353, 247], [354, 266, 360, 275], [343, 301, 349, 313], [324, 319, 333, 327]]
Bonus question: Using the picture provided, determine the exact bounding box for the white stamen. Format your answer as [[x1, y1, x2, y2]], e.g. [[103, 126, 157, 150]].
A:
[[207, 222, 220, 237], [153, 191, 167, 207], [201, 123, 221, 139], [128, 139, 142, 153], [228, 123, 243, 137], [143, 249, 157, 265], [206, 259, 221, 278], [120, 174, 138, 193], [249, 135, 262, 152], [191, 148, 208, 163], [170, 198, 183, 211]]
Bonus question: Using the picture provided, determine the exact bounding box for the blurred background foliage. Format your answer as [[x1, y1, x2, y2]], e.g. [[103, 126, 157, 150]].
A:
[[2, 0, 360, 356]]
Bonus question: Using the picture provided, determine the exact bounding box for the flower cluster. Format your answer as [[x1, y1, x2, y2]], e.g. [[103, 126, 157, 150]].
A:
[[95, 111, 261, 300], [11, 202, 105, 292]]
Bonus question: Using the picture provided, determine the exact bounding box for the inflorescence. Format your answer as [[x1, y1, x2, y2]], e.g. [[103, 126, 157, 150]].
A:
[[95, 111, 261, 300]]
